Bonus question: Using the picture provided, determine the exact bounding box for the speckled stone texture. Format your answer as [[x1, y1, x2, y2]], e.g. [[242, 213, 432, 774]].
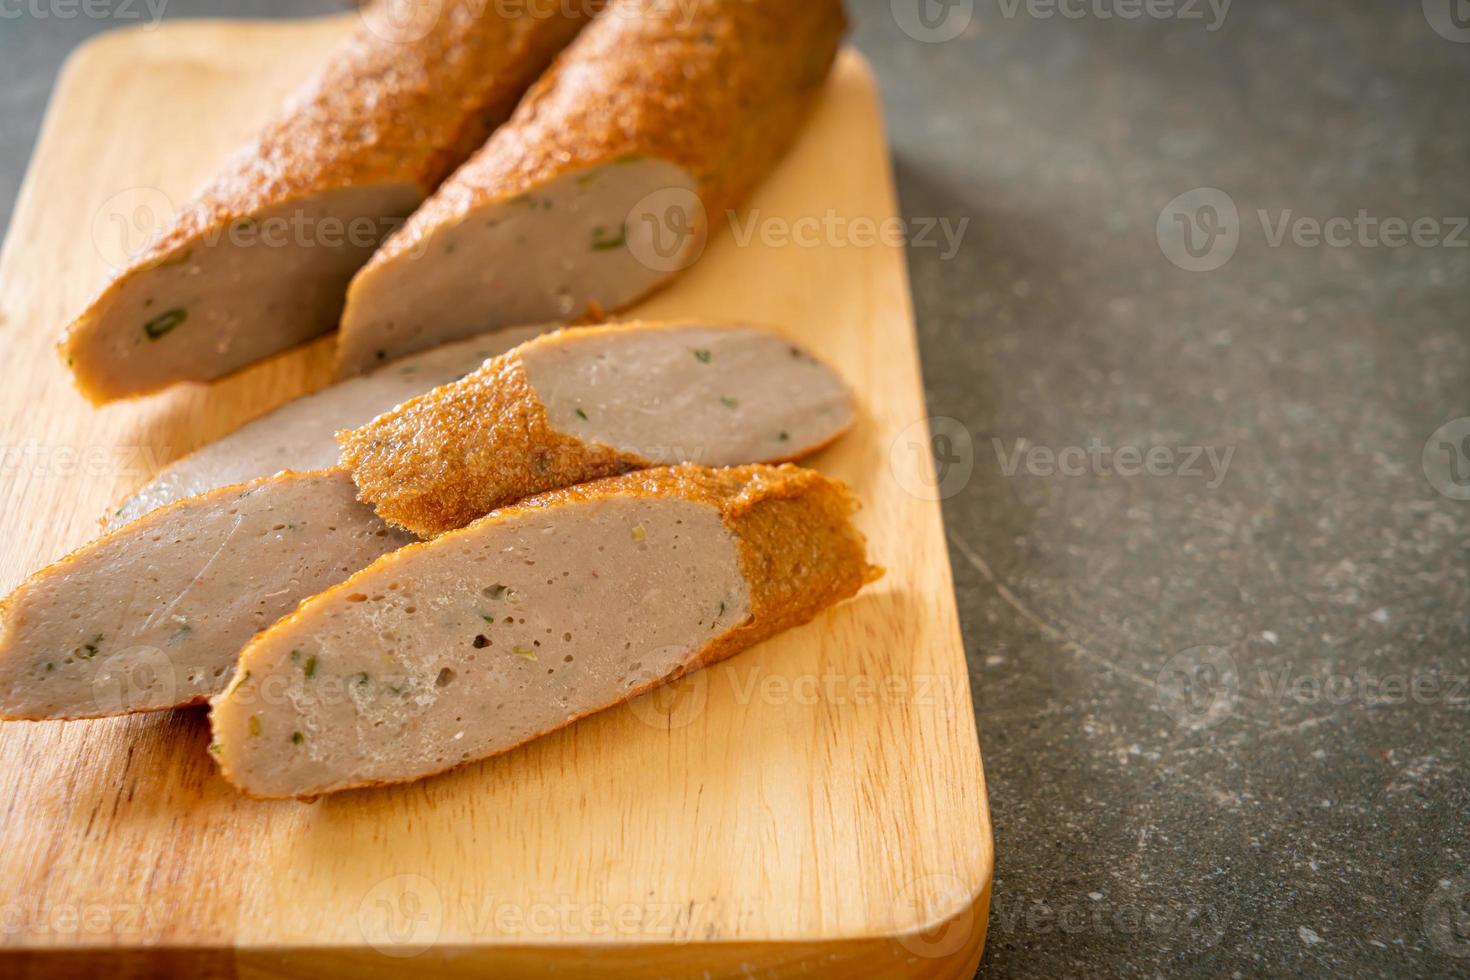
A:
[[848, 0, 1470, 975], [2, 0, 1468, 975]]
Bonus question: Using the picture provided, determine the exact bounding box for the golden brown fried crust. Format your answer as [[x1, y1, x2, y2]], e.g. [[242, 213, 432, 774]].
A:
[[358, 0, 849, 269], [618, 464, 884, 676], [159, 1, 600, 237], [709, 468, 884, 666], [60, 0, 598, 399], [338, 335, 649, 538], [212, 463, 879, 798], [339, 320, 859, 538]]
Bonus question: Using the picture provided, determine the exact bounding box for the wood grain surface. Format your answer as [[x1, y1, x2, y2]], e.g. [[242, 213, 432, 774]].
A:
[[0, 16, 991, 978]]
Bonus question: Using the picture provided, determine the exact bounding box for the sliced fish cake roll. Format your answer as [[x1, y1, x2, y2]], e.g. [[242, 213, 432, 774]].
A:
[[335, 0, 848, 375], [62, 1, 598, 402], [210, 464, 880, 799], [108, 324, 547, 529], [0, 471, 409, 720], [339, 321, 856, 537]]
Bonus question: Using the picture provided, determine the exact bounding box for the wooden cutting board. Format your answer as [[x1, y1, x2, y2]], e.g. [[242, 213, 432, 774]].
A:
[[0, 16, 991, 979]]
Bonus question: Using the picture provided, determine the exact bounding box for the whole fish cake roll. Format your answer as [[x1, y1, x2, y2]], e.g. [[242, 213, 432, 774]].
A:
[[62, 1, 598, 402], [338, 321, 856, 537], [335, 0, 848, 375], [210, 464, 880, 799]]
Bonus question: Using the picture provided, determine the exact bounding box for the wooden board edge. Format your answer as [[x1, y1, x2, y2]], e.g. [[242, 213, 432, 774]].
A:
[[836, 48, 997, 946], [0, 878, 988, 979]]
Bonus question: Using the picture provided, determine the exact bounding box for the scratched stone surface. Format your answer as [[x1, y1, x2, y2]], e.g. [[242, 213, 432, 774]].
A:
[[857, 0, 1470, 976], [3, 1, 1470, 976]]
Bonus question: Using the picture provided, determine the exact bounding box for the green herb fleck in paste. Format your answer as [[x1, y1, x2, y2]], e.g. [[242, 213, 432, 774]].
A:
[[291, 731, 304, 745], [720, 396, 739, 409], [591, 225, 628, 251], [693, 349, 712, 364], [143, 308, 187, 340], [575, 407, 588, 420], [248, 715, 261, 737], [303, 655, 317, 679]]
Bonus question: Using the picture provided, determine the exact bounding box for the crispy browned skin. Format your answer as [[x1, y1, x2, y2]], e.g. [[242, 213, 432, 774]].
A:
[[339, 332, 649, 538], [211, 463, 881, 798], [338, 321, 856, 537], [343, 0, 848, 283], [504, 465, 882, 666], [643, 465, 883, 676], [61, 0, 599, 402]]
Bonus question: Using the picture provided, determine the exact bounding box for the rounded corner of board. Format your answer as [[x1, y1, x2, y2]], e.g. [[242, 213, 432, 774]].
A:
[[884, 875, 993, 978], [835, 46, 881, 92], [53, 24, 147, 83]]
